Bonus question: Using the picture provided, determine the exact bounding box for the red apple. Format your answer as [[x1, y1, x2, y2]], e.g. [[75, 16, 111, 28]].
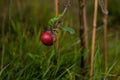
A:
[[40, 30, 56, 46]]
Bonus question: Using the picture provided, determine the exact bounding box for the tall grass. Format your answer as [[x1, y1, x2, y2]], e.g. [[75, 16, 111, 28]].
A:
[[0, 0, 120, 80]]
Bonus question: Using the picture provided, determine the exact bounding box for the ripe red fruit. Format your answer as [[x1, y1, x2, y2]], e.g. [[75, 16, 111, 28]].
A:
[[40, 30, 56, 46]]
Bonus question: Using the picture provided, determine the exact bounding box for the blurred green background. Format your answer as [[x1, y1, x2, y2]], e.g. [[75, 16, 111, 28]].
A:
[[0, 0, 120, 80]]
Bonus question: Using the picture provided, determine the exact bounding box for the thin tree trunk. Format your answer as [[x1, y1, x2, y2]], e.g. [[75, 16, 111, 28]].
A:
[[78, 0, 85, 76], [90, 0, 98, 80], [103, 0, 108, 72], [83, 0, 89, 71], [83, 0, 88, 50], [78, 0, 88, 78]]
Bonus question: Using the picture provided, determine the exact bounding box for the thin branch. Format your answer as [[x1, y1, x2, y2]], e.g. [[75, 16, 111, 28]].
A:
[[103, 0, 108, 72], [62, 0, 71, 16], [99, 0, 108, 15], [54, 0, 71, 50], [53, 0, 71, 30], [99, 0, 108, 73], [90, 0, 98, 80]]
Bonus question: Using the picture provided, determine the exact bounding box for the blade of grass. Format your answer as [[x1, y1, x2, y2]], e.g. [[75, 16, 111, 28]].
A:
[[0, 64, 10, 77]]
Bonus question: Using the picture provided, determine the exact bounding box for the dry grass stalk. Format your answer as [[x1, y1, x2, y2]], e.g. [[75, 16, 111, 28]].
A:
[[90, 0, 98, 80], [55, 0, 59, 50], [83, 0, 88, 50]]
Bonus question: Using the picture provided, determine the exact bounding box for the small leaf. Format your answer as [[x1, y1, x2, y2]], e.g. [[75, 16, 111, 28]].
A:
[[57, 14, 63, 18], [28, 53, 36, 60], [61, 27, 75, 34], [54, 31, 58, 35], [48, 17, 58, 27], [48, 14, 63, 27]]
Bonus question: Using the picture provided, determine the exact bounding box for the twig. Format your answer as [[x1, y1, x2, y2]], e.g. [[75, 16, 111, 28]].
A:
[[99, 0, 108, 74], [99, 0, 108, 15], [103, 0, 108, 73], [53, 0, 71, 30], [62, 0, 71, 16], [54, 0, 70, 50], [90, 0, 98, 80]]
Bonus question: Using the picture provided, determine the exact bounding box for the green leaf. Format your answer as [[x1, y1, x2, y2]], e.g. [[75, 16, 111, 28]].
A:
[[28, 53, 39, 60], [54, 31, 58, 35], [61, 27, 75, 34], [48, 14, 63, 27], [0, 64, 10, 76]]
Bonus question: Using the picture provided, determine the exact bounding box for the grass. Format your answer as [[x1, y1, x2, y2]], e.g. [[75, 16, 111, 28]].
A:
[[0, 0, 120, 80]]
